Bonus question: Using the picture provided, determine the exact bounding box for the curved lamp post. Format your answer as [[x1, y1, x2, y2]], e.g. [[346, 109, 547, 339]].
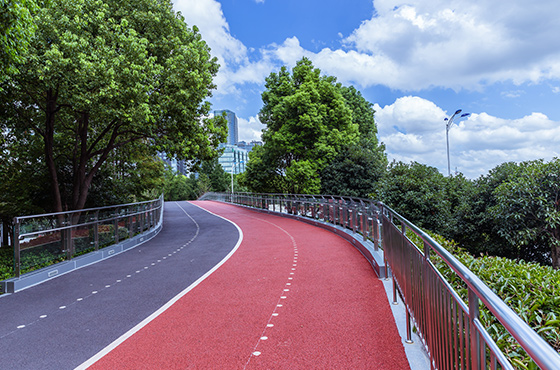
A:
[[444, 109, 471, 176]]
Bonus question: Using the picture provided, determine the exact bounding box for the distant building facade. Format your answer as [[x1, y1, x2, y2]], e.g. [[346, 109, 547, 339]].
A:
[[218, 144, 249, 175], [159, 110, 259, 176], [157, 152, 187, 176], [236, 140, 263, 152], [214, 109, 238, 145]]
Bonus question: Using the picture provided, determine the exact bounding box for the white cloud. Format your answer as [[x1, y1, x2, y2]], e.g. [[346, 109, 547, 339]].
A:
[[375, 97, 560, 178], [311, 0, 560, 90], [173, 0, 560, 95], [171, 0, 560, 179], [238, 115, 265, 142]]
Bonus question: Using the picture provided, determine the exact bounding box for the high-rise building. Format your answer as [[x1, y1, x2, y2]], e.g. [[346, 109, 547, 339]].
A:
[[214, 109, 238, 145], [218, 144, 249, 175], [157, 152, 188, 176]]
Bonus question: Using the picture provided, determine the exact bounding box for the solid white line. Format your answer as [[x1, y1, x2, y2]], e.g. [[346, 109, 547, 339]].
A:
[[74, 201, 243, 370]]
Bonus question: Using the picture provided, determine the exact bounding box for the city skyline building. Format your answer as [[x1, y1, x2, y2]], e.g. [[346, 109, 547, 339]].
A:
[[218, 144, 249, 175], [214, 109, 238, 145], [157, 152, 187, 176], [236, 140, 263, 152]]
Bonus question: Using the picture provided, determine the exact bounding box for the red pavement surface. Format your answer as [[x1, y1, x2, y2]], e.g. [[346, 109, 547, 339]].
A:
[[88, 201, 411, 369]]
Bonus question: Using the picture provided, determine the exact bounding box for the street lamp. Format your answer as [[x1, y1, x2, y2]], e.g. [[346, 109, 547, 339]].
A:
[[444, 109, 470, 176]]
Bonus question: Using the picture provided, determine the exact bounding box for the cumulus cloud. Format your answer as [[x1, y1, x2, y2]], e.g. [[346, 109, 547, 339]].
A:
[[272, 0, 560, 91], [173, 0, 560, 93], [238, 116, 265, 142], [375, 97, 560, 178]]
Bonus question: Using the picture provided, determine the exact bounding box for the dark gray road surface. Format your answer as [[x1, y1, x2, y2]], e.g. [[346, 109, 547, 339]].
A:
[[0, 201, 239, 370]]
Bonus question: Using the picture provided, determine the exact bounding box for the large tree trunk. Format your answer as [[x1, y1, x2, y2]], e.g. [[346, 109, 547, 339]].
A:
[[44, 89, 64, 213], [71, 120, 120, 211], [71, 112, 90, 210]]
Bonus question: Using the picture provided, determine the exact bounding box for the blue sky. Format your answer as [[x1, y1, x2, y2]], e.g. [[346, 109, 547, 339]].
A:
[[173, 0, 560, 178]]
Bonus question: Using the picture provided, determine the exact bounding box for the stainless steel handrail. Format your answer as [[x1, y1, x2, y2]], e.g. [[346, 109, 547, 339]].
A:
[[201, 191, 560, 370], [12, 195, 163, 277]]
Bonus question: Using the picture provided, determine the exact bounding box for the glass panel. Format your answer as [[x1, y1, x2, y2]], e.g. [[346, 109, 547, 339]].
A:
[[73, 224, 95, 256], [19, 230, 65, 273]]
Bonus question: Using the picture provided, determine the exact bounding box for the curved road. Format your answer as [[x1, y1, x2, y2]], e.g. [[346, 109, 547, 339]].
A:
[[0, 201, 410, 369], [0, 202, 239, 370]]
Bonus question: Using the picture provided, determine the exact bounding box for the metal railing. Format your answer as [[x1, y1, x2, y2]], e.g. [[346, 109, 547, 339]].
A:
[[12, 195, 163, 277], [201, 192, 560, 370]]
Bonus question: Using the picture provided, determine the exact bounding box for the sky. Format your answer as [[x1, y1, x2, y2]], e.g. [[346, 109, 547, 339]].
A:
[[172, 0, 560, 179]]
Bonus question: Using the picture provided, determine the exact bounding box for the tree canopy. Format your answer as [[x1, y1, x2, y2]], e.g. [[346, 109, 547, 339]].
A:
[[0, 0, 226, 213], [244, 58, 386, 194], [491, 159, 560, 268], [0, 0, 38, 79]]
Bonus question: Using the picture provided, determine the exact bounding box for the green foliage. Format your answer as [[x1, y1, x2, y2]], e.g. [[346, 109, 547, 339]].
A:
[[200, 157, 230, 193], [0, 0, 38, 79], [374, 161, 450, 233], [246, 57, 385, 194], [163, 171, 197, 201], [162, 158, 230, 201], [491, 159, 560, 268], [285, 160, 321, 194], [321, 142, 386, 198], [0, 247, 14, 281], [0, 0, 226, 213]]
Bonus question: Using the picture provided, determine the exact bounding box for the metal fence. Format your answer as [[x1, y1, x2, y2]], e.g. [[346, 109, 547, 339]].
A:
[[12, 195, 163, 278], [201, 192, 560, 370]]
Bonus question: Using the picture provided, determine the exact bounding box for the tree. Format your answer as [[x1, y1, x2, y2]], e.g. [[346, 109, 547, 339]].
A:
[[374, 161, 450, 234], [492, 159, 560, 268], [0, 0, 226, 212], [246, 58, 386, 194], [199, 158, 229, 193], [162, 170, 197, 201], [320, 86, 387, 197], [321, 143, 386, 198], [449, 162, 520, 258]]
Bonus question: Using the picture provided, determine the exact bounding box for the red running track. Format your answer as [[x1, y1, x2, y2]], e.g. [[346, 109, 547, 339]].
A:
[[87, 201, 411, 369]]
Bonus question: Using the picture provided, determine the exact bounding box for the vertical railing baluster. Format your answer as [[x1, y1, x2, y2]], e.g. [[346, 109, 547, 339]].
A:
[[469, 288, 480, 370], [94, 210, 99, 250], [13, 219, 21, 277]]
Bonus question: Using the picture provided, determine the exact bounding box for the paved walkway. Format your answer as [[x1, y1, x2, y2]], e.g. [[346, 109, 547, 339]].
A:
[[0, 201, 410, 369]]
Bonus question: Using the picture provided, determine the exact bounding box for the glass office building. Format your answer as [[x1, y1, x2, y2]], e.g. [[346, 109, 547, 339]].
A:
[[218, 144, 248, 175]]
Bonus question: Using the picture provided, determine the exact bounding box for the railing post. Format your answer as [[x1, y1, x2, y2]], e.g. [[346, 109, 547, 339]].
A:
[[114, 207, 120, 244], [361, 212, 367, 242], [469, 288, 481, 370], [13, 219, 21, 278], [94, 210, 99, 251], [423, 241, 432, 362], [63, 214, 73, 260]]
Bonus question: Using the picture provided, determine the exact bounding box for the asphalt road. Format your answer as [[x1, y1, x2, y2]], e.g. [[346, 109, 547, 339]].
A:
[[0, 201, 240, 370]]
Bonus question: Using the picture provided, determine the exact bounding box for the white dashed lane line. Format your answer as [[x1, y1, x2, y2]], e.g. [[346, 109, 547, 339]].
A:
[[243, 214, 299, 369]]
